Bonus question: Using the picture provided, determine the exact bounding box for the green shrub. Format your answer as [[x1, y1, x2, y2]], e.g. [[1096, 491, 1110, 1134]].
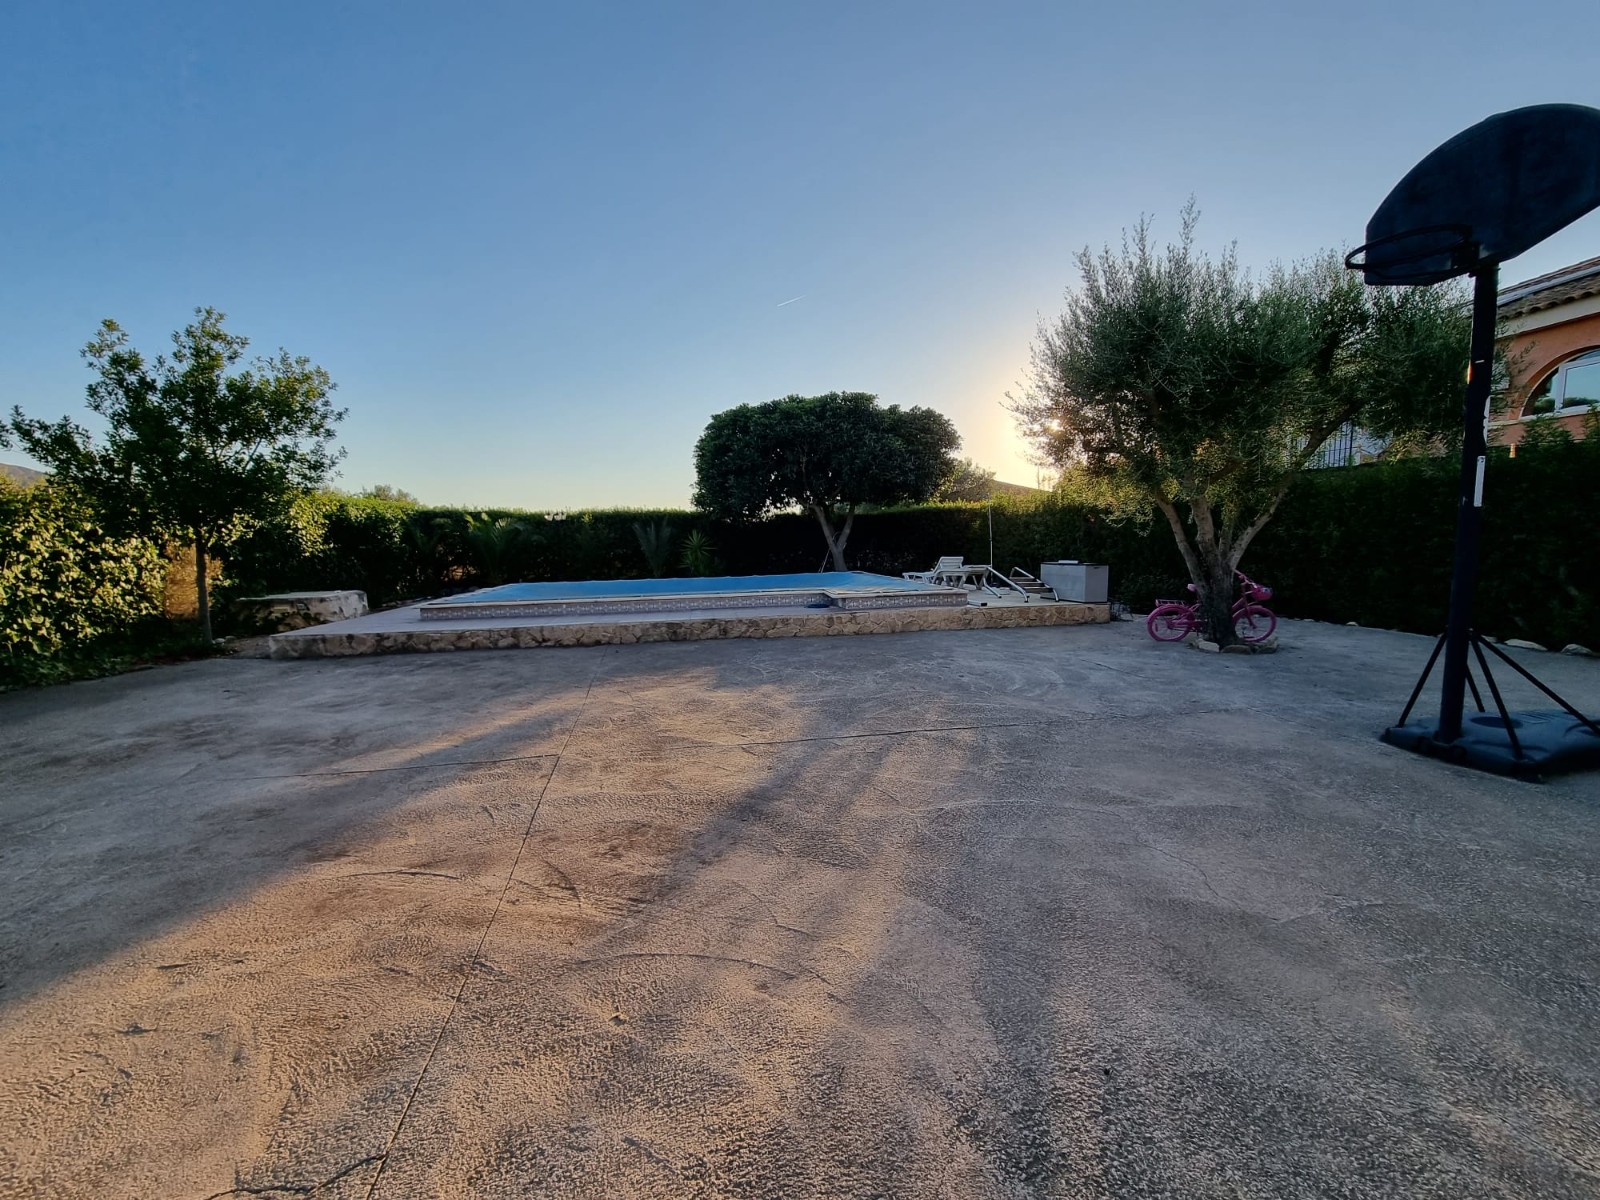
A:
[[680, 529, 720, 576], [0, 481, 167, 688], [633, 519, 677, 577]]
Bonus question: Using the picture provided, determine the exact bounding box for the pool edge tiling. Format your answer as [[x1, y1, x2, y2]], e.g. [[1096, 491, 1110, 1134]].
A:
[[269, 599, 1110, 659]]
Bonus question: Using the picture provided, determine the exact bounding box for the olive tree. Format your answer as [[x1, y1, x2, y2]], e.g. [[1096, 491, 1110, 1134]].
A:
[[936, 457, 999, 501], [693, 391, 960, 570], [1010, 207, 1468, 644], [3, 308, 344, 641]]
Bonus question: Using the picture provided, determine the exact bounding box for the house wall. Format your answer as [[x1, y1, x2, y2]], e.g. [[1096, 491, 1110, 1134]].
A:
[[1493, 303, 1600, 447]]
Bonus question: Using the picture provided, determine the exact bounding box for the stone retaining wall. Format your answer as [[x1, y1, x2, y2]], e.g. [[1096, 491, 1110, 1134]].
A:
[[269, 602, 1108, 659]]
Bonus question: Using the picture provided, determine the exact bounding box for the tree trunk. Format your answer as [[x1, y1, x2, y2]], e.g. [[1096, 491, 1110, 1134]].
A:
[[1195, 556, 1236, 645], [1189, 510, 1237, 646], [811, 505, 852, 571], [1154, 496, 1236, 646], [194, 534, 212, 643]]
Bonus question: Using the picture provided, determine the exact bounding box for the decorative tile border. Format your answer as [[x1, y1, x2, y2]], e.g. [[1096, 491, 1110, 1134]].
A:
[[420, 590, 825, 620], [824, 589, 970, 612], [270, 601, 1109, 659]]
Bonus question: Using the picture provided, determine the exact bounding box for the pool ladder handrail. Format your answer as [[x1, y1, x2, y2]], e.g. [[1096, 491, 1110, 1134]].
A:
[[972, 567, 1043, 601]]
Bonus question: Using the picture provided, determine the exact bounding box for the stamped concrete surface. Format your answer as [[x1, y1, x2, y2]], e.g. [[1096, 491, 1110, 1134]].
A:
[[1, 620, 1597, 1199]]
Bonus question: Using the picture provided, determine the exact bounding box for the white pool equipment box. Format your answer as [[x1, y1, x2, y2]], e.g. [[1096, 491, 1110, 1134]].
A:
[[1039, 561, 1109, 603]]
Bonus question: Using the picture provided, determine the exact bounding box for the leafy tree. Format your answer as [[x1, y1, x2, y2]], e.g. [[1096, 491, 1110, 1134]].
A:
[[359, 483, 419, 504], [2, 308, 344, 641], [1009, 208, 1468, 643], [693, 391, 960, 570], [936, 457, 998, 502]]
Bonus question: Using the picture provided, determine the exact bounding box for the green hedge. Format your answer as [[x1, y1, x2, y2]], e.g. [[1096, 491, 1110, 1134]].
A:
[[212, 440, 1598, 647], [0, 480, 168, 687], [1251, 439, 1600, 647]]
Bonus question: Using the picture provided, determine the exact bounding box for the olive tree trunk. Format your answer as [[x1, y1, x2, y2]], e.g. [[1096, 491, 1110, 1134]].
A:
[[811, 505, 855, 572], [1155, 494, 1284, 647], [193, 533, 212, 643], [1196, 558, 1237, 645]]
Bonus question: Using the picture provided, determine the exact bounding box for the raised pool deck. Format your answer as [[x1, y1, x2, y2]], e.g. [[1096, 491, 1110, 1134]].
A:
[[415, 570, 971, 621], [268, 591, 1108, 658]]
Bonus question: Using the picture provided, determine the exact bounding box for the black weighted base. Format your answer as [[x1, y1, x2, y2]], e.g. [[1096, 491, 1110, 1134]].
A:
[[1387, 628, 1600, 781], [1382, 711, 1600, 780]]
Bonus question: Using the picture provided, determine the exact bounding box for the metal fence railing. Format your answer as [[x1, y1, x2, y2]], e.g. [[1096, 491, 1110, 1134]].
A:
[[1304, 422, 1389, 469]]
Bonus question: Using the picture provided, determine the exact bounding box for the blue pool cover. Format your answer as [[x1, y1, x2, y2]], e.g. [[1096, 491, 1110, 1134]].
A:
[[428, 571, 942, 605]]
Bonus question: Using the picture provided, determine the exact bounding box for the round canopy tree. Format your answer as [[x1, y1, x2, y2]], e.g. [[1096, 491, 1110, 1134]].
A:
[[1010, 207, 1469, 644], [3, 308, 344, 641], [692, 392, 960, 571]]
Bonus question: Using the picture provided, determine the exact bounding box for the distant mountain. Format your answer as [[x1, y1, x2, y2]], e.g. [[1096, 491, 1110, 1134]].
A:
[[0, 461, 47, 487], [991, 479, 1046, 498]]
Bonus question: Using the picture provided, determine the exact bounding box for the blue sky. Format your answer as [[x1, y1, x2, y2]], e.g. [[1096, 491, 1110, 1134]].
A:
[[3, 1, 1598, 508]]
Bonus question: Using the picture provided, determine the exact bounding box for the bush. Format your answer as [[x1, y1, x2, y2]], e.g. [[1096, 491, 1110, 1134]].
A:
[[0, 481, 168, 688]]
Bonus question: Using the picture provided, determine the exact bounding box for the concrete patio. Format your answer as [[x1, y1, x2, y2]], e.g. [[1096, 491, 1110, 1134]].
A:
[[2, 619, 1597, 1198]]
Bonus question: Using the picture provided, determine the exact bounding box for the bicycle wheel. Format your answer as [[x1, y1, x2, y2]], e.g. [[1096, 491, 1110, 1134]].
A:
[[1233, 605, 1277, 643], [1147, 604, 1194, 642]]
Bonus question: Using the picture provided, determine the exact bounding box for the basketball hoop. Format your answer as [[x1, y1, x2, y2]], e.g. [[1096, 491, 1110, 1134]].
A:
[[1347, 103, 1600, 778], [1343, 224, 1475, 286]]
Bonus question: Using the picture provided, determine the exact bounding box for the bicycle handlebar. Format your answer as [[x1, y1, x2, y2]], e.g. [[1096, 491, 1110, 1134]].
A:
[[1235, 570, 1272, 601]]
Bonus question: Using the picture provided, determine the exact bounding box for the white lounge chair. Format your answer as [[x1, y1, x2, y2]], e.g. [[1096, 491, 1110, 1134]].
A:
[[904, 555, 966, 585]]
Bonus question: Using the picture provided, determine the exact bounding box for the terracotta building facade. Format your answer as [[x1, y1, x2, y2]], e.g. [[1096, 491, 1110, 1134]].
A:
[[1492, 255, 1600, 447]]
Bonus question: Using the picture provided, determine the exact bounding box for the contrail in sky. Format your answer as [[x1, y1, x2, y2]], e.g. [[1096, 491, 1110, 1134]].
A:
[[776, 295, 805, 307]]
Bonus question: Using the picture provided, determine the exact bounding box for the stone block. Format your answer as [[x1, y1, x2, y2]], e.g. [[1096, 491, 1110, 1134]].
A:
[[236, 590, 368, 632]]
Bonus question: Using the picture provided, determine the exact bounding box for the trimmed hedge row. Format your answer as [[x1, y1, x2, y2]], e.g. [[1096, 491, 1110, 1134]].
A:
[[214, 436, 1599, 648], [1252, 440, 1600, 647]]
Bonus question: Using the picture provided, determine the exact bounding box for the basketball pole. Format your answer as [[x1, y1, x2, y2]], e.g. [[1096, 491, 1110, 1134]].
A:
[[1435, 265, 1499, 743]]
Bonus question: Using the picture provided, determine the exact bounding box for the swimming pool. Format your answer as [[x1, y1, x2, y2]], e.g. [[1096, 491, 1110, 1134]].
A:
[[417, 571, 969, 621]]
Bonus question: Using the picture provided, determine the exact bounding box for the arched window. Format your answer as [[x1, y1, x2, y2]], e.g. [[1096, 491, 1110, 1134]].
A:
[[1523, 347, 1600, 416]]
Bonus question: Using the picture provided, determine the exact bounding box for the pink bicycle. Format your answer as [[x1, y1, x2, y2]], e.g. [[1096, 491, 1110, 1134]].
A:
[[1147, 571, 1277, 643]]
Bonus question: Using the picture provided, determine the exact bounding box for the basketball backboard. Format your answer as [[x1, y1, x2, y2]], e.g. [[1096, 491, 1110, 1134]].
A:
[[1347, 103, 1600, 286]]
